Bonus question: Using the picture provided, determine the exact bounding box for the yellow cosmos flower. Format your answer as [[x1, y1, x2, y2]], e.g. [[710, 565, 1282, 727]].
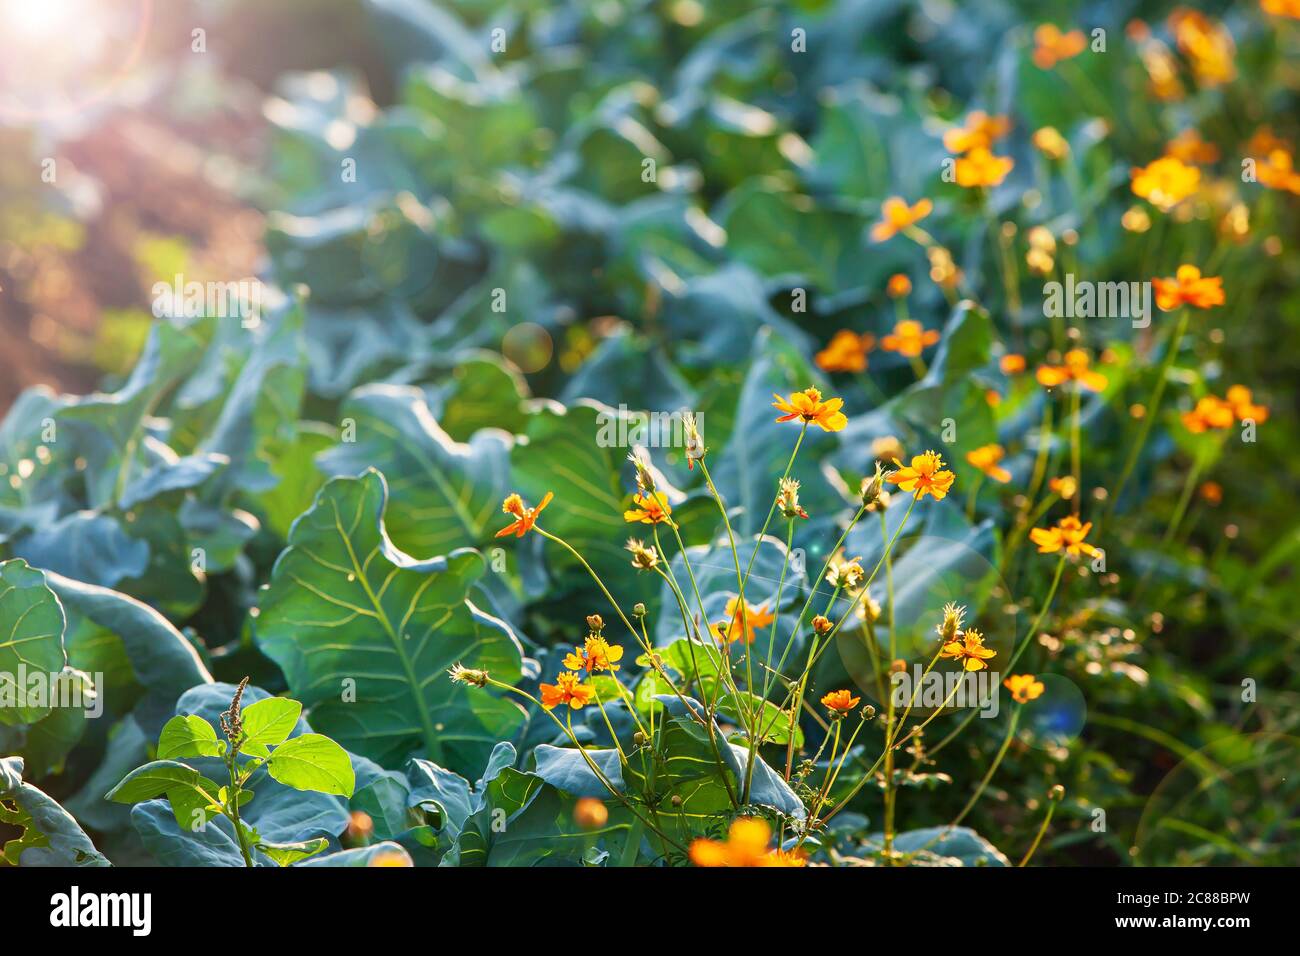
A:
[[1262, 0, 1300, 20], [870, 197, 933, 242], [1130, 156, 1200, 211], [1032, 24, 1087, 68], [940, 629, 998, 672], [689, 817, 805, 867], [881, 319, 941, 357], [1169, 9, 1236, 86], [965, 444, 1011, 483], [1004, 674, 1045, 704], [1029, 515, 1099, 557], [563, 635, 624, 674], [888, 450, 956, 501], [942, 111, 1011, 154], [1036, 349, 1108, 392], [1032, 126, 1069, 160], [624, 491, 674, 525], [1153, 264, 1225, 312], [539, 671, 596, 710], [714, 597, 775, 645], [821, 689, 861, 715], [495, 491, 553, 538], [815, 330, 875, 373], [954, 147, 1014, 187], [772, 387, 848, 432], [1048, 476, 1078, 500]]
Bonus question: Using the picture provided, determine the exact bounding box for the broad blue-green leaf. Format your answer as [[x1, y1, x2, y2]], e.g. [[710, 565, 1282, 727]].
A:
[[255, 470, 526, 772], [531, 744, 624, 798], [873, 826, 1010, 867], [0, 559, 67, 725], [13, 513, 149, 590], [298, 842, 413, 867], [317, 384, 511, 558], [46, 569, 212, 735], [0, 756, 110, 867]]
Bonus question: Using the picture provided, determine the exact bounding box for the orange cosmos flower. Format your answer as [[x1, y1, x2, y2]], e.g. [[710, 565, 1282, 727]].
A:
[[689, 817, 805, 867], [1256, 149, 1300, 195], [1048, 476, 1078, 500], [954, 147, 1014, 187], [1033, 24, 1087, 68], [1130, 156, 1200, 211], [1000, 353, 1027, 375], [714, 597, 775, 645], [885, 273, 913, 298], [965, 444, 1012, 483], [623, 491, 674, 525], [540, 671, 596, 710], [1181, 395, 1234, 433], [1029, 515, 1100, 557], [495, 492, 553, 538], [815, 330, 875, 373], [563, 635, 624, 674], [1003, 674, 1045, 704], [1198, 481, 1224, 505], [1152, 265, 1225, 310], [1262, 0, 1300, 18], [888, 450, 956, 501], [940, 629, 998, 672], [1165, 129, 1220, 165], [772, 387, 848, 432], [881, 319, 941, 357], [870, 197, 933, 242], [1036, 349, 1108, 392], [1226, 385, 1268, 423], [821, 689, 861, 714], [943, 111, 1011, 154]]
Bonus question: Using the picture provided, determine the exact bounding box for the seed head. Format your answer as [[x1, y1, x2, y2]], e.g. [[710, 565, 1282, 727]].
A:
[[448, 662, 490, 688]]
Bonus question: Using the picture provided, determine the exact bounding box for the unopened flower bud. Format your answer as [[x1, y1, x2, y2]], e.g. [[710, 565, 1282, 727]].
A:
[[860, 460, 890, 508], [1049, 784, 1065, 802], [670, 794, 683, 808], [633, 602, 647, 618], [586, 614, 605, 633], [861, 705, 876, 720], [633, 731, 649, 747], [812, 615, 833, 636]]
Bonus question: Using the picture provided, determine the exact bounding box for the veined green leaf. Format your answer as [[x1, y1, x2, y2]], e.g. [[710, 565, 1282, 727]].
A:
[[254, 470, 525, 773]]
